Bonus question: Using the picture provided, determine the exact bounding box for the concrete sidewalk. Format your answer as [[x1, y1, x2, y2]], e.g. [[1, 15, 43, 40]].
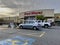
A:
[[0, 25, 8, 27], [0, 25, 8, 30], [0, 25, 18, 30]]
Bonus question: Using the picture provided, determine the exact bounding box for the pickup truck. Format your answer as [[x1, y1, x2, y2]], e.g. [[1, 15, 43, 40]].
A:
[[37, 20, 51, 28]]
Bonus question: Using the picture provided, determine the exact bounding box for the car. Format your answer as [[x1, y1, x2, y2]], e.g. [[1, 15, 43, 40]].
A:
[[19, 20, 41, 30]]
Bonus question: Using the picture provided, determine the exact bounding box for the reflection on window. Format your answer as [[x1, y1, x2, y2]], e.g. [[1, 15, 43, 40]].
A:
[[29, 21, 34, 23], [24, 21, 28, 24]]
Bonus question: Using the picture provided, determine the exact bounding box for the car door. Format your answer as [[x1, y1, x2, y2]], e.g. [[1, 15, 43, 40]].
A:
[[22, 21, 29, 28], [26, 21, 34, 28], [22, 23, 27, 28]]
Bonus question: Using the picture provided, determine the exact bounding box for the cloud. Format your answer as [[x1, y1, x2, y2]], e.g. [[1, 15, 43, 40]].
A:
[[0, 4, 6, 7], [0, 7, 18, 17], [13, 1, 25, 5], [0, 0, 60, 17], [0, 8, 14, 13]]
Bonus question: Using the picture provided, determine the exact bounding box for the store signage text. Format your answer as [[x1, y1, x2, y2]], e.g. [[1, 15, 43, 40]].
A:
[[24, 11, 42, 15]]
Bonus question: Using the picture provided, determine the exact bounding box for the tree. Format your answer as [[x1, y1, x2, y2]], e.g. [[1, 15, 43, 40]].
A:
[[36, 15, 45, 20]]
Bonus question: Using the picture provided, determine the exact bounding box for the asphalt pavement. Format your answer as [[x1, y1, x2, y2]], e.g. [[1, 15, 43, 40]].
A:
[[0, 25, 60, 45]]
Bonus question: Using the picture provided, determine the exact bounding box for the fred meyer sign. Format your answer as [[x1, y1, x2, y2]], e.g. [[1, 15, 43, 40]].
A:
[[24, 11, 42, 16]]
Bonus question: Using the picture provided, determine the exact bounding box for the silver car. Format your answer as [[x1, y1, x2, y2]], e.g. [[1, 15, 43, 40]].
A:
[[19, 20, 41, 30]]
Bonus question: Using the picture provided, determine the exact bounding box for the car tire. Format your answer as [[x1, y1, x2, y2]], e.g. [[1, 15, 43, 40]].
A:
[[19, 26, 23, 29], [44, 24, 49, 28], [33, 26, 37, 30]]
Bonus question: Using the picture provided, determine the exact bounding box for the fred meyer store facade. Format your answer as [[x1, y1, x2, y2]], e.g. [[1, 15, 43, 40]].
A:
[[19, 9, 54, 22]]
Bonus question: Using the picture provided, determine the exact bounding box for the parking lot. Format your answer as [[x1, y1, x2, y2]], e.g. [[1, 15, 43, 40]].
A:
[[0, 25, 60, 45]]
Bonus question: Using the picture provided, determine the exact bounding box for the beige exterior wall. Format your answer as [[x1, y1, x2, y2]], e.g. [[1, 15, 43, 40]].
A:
[[54, 13, 60, 21], [19, 12, 24, 18], [0, 9, 54, 23], [19, 9, 54, 22], [19, 9, 54, 17], [3, 16, 21, 23], [42, 9, 54, 17]]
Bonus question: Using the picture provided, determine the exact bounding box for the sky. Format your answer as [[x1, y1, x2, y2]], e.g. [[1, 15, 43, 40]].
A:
[[0, 0, 60, 17]]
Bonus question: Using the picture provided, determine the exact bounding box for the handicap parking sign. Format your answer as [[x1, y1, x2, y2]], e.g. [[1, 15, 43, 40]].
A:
[[0, 36, 36, 45]]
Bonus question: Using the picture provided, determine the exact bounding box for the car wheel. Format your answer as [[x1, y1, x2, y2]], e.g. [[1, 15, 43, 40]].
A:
[[19, 26, 23, 29], [44, 24, 49, 28], [33, 26, 37, 30]]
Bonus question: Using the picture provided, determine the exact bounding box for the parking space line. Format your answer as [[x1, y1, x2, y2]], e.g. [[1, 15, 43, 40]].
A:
[[39, 32, 45, 37], [18, 31, 45, 37], [27, 33, 38, 35]]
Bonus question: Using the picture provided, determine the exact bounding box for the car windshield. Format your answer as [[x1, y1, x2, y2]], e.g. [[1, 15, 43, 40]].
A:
[[37, 20, 41, 23]]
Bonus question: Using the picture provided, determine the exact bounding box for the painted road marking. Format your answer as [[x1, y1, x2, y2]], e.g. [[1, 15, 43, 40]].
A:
[[23, 40, 28, 45], [39, 32, 45, 37], [0, 36, 35, 45], [17, 31, 45, 37], [27, 33, 38, 35], [27, 32, 45, 37]]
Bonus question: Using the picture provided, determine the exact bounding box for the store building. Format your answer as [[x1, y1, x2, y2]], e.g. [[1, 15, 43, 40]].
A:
[[54, 13, 60, 25], [19, 9, 54, 22], [0, 9, 55, 24], [3, 16, 20, 24], [54, 13, 60, 21]]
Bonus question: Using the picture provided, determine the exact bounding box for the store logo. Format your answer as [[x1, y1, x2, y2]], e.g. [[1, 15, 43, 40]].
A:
[[24, 11, 42, 15]]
